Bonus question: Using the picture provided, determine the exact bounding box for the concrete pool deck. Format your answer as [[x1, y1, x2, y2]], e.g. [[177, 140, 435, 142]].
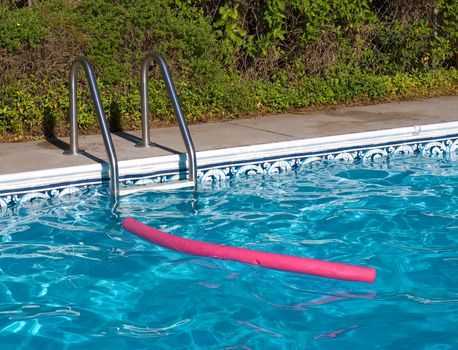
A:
[[1, 95, 457, 175]]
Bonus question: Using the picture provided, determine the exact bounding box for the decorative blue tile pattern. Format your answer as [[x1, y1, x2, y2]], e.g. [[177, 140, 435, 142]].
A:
[[196, 138, 456, 182], [0, 186, 94, 212], [1, 137, 458, 212]]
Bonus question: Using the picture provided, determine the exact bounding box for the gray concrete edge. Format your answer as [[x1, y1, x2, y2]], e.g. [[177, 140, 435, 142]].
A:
[[2, 119, 458, 195]]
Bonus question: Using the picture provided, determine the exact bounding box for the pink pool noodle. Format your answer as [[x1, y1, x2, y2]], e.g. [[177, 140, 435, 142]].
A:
[[122, 218, 376, 283]]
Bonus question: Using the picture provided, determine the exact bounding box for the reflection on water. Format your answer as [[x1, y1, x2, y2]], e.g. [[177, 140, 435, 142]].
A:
[[0, 155, 457, 349]]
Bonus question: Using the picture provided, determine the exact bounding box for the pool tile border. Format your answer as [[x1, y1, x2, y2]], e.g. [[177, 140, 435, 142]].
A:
[[1, 121, 458, 210]]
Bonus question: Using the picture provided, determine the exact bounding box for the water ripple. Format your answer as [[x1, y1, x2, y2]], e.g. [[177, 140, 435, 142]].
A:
[[116, 319, 191, 338], [405, 294, 458, 305], [1, 155, 458, 348], [0, 243, 102, 261], [0, 304, 80, 322]]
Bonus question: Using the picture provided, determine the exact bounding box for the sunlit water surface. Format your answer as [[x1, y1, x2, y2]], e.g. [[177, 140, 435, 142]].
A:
[[1, 156, 457, 349]]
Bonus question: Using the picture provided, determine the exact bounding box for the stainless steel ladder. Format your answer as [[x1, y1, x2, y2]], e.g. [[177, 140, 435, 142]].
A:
[[65, 57, 120, 198], [137, 52, 197, 187], [65, 54, 197, 199]]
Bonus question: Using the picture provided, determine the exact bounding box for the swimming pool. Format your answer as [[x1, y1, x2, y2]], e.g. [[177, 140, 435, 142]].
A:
[[1, 152, 457, 349]]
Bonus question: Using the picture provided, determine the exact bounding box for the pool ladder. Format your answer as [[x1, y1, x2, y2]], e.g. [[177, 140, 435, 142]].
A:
[[65, 54, 197, 199]]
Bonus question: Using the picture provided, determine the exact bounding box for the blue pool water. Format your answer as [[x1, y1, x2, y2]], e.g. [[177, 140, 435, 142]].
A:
[[1, 155, 457, 349]]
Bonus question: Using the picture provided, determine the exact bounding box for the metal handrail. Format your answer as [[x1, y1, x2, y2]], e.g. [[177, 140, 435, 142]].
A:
[[139, 52, 197, 187], [65, 57, 119, 198]]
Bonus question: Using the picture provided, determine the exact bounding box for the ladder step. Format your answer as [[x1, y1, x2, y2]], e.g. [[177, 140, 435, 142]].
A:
[[119, 180, 195, 196]]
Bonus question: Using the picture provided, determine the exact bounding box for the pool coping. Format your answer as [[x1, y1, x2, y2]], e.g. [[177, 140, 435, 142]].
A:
[[2, 119, 458, 206]]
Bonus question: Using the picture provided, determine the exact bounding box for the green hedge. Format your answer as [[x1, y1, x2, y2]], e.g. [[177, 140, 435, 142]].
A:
[[0, 0, 457, 140]]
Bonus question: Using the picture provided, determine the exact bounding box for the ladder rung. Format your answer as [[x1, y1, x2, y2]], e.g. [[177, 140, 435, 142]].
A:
[[119, 180, 195, 196]]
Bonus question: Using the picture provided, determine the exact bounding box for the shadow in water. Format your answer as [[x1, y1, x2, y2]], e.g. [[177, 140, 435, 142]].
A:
[[99, 162, 111, 185], [178, 153, 188, 180]]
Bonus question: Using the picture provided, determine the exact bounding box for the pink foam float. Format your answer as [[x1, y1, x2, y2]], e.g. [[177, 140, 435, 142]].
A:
[[122, 218, 376, 283]]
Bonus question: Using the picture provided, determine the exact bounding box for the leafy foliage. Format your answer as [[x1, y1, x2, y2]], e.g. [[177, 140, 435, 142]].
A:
[[0, 0, 457, 141], [0, 5, 49, 51]]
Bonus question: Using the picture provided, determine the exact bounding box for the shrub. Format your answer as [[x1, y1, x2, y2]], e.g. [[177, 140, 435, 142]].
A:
[[0, 0, 456, 141]]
